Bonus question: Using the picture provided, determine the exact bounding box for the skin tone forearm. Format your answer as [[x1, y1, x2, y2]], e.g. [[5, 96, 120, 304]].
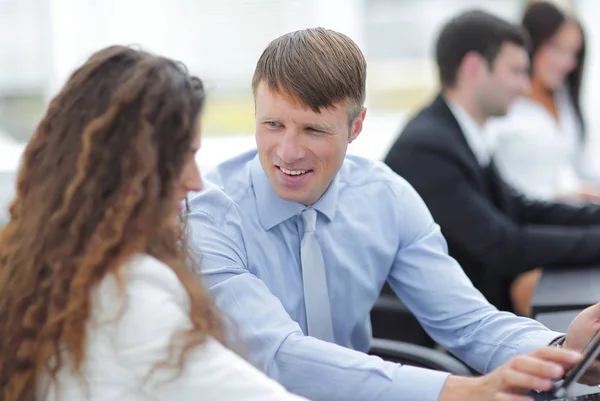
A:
[[439, 376, 486, 401]]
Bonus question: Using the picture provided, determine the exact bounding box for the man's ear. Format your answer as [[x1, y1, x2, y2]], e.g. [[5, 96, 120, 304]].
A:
[[349, 107, 367, 143], [461, 51, 487, 82]]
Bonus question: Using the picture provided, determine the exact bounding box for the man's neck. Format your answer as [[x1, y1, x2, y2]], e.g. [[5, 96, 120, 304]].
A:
[[442, 89, 487, 127]]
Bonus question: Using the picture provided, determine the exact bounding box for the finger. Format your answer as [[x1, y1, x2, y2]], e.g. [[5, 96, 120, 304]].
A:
[[584, 360, 600, 375], [502, 368, 553, 392], [510, 354, 565, 381], [494, 392, 534, 401], [580, 302, 600, 318], [579, 371, 600, 386], [532, 347, 582, 367], [579, 360, 600, 385]]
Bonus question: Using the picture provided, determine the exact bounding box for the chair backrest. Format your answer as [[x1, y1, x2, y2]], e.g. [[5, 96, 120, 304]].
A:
[[370, 284, 434, 348], [369, 338, 474, 376]]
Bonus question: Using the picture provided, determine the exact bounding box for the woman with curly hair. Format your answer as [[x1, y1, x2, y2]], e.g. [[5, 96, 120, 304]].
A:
[[0, 46, 305, 401]]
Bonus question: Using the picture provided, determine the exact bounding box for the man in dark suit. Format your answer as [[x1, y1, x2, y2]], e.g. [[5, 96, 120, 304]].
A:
[[384, 10, 600, 314]]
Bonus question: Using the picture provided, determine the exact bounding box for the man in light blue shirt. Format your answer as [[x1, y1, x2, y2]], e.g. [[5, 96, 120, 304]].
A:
[[188, 25, 600, 401]]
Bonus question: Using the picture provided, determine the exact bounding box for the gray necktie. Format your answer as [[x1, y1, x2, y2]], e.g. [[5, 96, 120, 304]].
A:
[[300, 208, 334, 342]]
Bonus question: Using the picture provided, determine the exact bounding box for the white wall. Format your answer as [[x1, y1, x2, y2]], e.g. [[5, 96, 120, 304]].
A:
[[46, 0, 336, 97], [0, 0, 51, 91], [575, 0, 600, 171]]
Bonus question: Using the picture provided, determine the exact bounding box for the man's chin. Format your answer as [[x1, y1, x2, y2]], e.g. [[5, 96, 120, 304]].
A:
[[271, 185, 313, 206], [276, 189, 307, 204]]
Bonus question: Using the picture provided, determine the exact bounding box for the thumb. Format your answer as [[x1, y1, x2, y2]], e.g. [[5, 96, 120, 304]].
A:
[[578, 303, 600, 327], [583, 302, 600, 317]]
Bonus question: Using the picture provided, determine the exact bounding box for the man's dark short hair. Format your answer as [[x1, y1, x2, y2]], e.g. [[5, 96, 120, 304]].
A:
[[436, 10, 530, 87]]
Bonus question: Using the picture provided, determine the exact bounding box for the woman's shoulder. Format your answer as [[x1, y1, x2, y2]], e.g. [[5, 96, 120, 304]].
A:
[[100, 254, 186, 300], [124, 253, 183, 291], [497, 97, 549, 124], [90, 255, 307, 400], [92, 253, 190, 322], [486, 97, 556, 140]]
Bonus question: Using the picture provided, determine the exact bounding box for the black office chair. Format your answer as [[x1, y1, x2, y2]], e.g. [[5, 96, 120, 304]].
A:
[[370, 284, 435, 348], [369, 338, 473, 376]]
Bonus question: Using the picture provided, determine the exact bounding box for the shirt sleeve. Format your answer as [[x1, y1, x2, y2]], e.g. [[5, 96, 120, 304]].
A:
[[187, 193, 452, 401], [386, 179, 562, 376]]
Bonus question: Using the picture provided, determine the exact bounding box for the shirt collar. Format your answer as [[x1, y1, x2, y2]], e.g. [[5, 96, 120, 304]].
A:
[[250, 155, 339, 231], [446, 99, 492, 167]]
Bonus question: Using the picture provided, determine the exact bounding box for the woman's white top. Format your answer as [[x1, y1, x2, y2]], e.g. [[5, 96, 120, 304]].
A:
[[40, 254, 307, 401], [485, 86, 598, 200]]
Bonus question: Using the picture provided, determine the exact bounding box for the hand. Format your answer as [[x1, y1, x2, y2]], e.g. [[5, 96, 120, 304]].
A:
[[575, 187, 600, 203], [439, 347, 582, 401], [556, 187, 600, 204], [509, 268, 542, 316], [565, 302, 600, 385]]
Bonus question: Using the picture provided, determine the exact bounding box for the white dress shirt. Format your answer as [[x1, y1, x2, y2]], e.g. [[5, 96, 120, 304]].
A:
[[40, 254, 306, 401], [446, 99, 492, 167], [485, 86, 598, 200]]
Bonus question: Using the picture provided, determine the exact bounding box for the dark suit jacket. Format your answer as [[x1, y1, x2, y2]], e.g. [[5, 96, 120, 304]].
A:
[[384, 95, 600, 312]]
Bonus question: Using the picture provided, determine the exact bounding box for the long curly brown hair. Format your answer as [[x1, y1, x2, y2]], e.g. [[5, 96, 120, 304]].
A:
[[0, 46, 223, 400]]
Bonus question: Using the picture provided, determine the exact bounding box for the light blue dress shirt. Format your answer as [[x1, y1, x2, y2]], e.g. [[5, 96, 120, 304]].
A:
[[188, 149, 562, 401]]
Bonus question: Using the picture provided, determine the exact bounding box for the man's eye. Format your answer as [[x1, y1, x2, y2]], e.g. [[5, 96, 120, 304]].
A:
[[266, 121, 282, 129]]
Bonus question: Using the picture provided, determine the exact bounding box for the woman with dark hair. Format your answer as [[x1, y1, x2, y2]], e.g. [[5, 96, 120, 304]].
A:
[[0, 46, 305, 401], [486, 1, 600, 202]]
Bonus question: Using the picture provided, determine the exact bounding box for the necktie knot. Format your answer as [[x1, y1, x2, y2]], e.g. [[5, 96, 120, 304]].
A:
[[302, 208, 317, 233]]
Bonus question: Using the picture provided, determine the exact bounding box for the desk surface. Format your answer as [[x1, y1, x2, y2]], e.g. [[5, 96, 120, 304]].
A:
[[530, 267, 600, 316]]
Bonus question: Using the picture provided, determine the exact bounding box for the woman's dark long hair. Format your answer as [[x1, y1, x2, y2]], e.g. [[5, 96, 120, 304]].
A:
[[0, 46, 223, 400], [522, 1, 586, 135]]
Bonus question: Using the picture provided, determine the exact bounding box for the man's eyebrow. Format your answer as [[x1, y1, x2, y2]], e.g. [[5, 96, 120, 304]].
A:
[[257, 114, 274, 119], [304, 122, 336, 131]]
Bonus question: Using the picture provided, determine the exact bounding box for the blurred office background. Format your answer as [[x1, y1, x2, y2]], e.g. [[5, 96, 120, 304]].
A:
[[0, 0, 594, 199]]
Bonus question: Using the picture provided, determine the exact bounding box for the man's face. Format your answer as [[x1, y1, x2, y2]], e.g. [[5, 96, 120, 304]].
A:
[[476, 42, 531, 117], [254, 82, 365, 205]]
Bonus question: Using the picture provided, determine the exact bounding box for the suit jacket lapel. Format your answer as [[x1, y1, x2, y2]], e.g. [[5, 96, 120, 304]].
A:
[[430, 95, 488, 190], [430, 96, 518, 214]]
